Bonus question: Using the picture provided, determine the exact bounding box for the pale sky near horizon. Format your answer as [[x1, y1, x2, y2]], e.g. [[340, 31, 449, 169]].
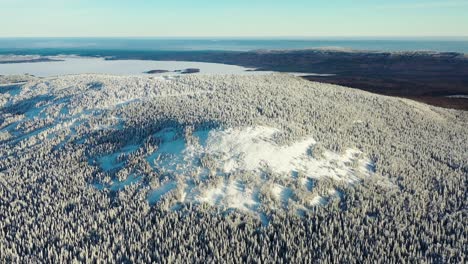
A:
[[1, 0, 467, 37]]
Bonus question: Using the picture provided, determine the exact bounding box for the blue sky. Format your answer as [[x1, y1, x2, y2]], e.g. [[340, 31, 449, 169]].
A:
[[1, 0, 467, 37]]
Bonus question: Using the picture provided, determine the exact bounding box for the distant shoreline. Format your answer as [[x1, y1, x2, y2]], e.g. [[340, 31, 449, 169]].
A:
[[0, 57, 63, 64], [1, 37, 468, 53], [1, 49, 467, 110]]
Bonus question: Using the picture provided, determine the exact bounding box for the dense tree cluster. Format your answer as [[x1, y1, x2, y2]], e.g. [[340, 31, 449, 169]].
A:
[[0, 74, 466, 262]]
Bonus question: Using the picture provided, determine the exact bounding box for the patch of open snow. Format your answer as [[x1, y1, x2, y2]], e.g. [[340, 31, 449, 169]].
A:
[[301, 177, 315, 191], [97, 144, 140, 171], [192, 130, 211, 147], [23, 104, 48, 120], [149, 126, 371, 183], [204, 127, 317, 175], [271, 184, 294, 206], [142, 126, 374, 217], [199, 184, 225, 206], [259, 212, 270, 226], [309, 195, 326, 206], [115, 98, 141, 107], [146, 134, 187, 174], [148, 181, 178, 204], [199, 179, 259, 212], [0, 84, 22, 96], [94, 174, 142, 192]]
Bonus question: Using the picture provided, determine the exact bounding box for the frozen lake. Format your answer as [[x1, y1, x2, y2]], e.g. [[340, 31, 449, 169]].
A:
[[0, 56, 272, 77]]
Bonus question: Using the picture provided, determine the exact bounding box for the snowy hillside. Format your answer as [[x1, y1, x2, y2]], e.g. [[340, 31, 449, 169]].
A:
[[0, 74, 466, 262], [1, 74, 378, 219]]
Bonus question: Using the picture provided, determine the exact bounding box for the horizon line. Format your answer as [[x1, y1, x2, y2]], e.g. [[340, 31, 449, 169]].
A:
[[0, 35, 467, 39]]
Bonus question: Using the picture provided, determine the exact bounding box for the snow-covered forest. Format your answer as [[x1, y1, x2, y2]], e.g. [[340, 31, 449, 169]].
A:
[[0, 73, 466, 262]]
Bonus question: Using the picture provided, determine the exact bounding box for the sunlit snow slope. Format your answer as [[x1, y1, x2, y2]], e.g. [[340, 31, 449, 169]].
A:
[[1, 74, 383, 222]]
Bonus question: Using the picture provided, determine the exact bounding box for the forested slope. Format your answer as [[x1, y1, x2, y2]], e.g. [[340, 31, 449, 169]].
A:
[[0, 74, 466, 263]]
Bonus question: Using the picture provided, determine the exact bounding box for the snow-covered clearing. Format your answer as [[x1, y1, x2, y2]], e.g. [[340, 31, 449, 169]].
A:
[[148, 126, 372, 182], [88, 125, 374, 220], [141, 126, 374, 219]]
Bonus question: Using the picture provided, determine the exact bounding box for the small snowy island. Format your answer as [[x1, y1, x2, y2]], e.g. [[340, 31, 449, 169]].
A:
[[145, 68, 200, 74], [144, 69, 171, 74]]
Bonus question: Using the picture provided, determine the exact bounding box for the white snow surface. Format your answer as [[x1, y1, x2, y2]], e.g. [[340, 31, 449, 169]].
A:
[[149, 126, 370, 182], [145, 126, 374, 217], [0, 74, 376, 221], [0, 56, 270, 77]]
